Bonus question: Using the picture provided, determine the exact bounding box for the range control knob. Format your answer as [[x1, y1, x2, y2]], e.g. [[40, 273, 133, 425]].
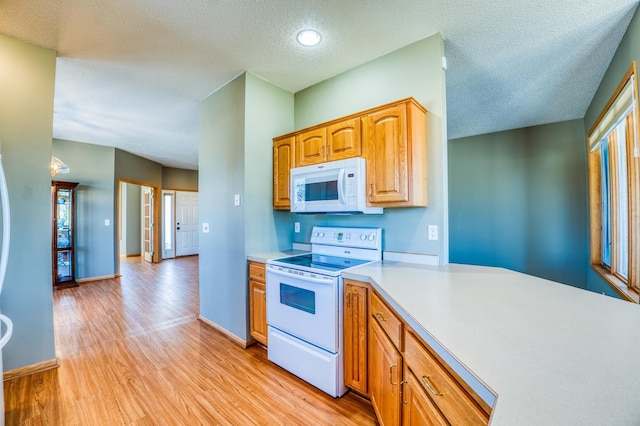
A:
[[319, 232, 325, 238], [368, 234, 376, 241], [360, 234, 367, 241], [313, 232, 320, 238]]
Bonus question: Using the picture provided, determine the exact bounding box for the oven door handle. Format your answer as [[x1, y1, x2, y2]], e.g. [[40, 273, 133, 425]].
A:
[[267, 267, 335, 285]]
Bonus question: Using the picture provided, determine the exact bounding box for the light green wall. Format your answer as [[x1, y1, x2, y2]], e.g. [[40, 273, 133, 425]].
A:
[[123, 183, 141, 256], [53, 139, 117, 278], [244, 73, 295, 252], [449, 120, 589, 289], [162, 167, 198, 191], [114, 149, 162, 268], [0, 34, 56, 371], [292, 34, 449, 261], [583, 5, 640, 297], [199, 73, 294, 341], [199, 74, 248, 339]]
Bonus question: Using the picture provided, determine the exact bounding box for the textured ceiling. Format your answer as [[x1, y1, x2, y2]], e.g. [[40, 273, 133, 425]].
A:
[[1, 0, 639, 170]]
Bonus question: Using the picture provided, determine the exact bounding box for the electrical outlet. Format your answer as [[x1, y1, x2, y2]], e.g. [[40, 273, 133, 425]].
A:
[[428, 225, 438, 241], [294, 222, 300, 233], [105, 219, 110, 226]]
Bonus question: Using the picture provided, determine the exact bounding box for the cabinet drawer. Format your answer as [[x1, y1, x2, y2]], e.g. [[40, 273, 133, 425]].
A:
[[248, 261, 266, 283], [405, 331, 488, 425], [370, 291, 403, 350]]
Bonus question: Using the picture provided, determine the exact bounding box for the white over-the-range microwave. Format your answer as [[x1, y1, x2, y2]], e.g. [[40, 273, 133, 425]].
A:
[[290, 157, 383, 214]]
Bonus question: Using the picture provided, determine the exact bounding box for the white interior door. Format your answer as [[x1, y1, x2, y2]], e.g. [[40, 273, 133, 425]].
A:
[[175, 191, 199, 256], [142, 186, 154, 263], [162, 190, 176, 259]]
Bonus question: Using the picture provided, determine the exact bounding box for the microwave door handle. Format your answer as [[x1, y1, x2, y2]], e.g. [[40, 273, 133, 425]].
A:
[[338, 168, 346, 203]]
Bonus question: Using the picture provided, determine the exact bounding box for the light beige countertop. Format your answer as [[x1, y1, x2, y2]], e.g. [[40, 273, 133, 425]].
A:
[[342, 261, 640, 425], [246, 249, 308, 264]]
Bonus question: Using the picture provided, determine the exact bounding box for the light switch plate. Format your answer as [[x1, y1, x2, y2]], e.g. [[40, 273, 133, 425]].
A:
[[294, 222, 300, 233], [234, 194, 240, 207], [105, 219, 110, 226], [202, 222, 209, 233]]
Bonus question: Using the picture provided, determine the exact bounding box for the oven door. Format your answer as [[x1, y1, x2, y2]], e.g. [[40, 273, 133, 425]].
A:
[[266, 266, 339, 352]]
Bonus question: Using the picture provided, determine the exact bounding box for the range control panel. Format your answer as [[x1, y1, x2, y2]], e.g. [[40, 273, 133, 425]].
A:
[[310, 226, 382, 250]]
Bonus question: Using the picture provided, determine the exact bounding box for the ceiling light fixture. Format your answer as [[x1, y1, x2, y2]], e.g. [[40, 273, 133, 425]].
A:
[[297, 29, 322, 47], [50, 156, 70, 176]]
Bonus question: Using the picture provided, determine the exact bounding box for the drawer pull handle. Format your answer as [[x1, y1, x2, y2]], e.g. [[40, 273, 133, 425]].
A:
[[390, 364, 398, 385], [375, 312, 386, 322], [421, 375, 442, 396]]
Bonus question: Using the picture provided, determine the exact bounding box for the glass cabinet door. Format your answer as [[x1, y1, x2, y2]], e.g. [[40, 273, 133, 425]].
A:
[[52, 181, 78, 288]]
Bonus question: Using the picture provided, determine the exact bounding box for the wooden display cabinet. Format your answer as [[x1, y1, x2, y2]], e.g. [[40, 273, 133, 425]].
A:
[[52, 181, 79, 289]]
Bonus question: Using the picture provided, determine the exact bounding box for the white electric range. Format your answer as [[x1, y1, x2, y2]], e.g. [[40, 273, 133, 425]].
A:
[[266, 226, 382, 397]]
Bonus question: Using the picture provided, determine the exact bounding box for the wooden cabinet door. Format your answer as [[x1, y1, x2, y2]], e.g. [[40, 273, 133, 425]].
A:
[[296, 128, 326, 166], [344, 281, 368, 394], [273, 136, 295, 210], [403, 367, 449, 426], [249, 280, 268, 346], [369, 318, 402, 426], [363, 103, 409, 204], [327, 118, 361, 162], [363, 99, 427, 207]]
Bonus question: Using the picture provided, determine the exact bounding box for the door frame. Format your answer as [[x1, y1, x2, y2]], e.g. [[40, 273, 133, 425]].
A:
[[161, 189, 176, 259], [117, 178, 161, 273]]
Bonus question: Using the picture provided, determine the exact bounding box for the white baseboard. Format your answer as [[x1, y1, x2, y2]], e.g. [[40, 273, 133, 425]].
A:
[[198, 315, 250, 348]]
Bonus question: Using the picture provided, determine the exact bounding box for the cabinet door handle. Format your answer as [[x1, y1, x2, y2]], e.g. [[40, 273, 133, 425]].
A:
[[369, 183, 373, 196], [346, 292, 351, 308], [401, 380, 408, 404], [390, 364, 398, 385], [375, 312, 386, 322], [421, 375, 442, 396]]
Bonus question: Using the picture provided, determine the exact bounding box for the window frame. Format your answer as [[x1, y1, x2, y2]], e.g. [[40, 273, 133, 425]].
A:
[[587, 61, 640, 303]]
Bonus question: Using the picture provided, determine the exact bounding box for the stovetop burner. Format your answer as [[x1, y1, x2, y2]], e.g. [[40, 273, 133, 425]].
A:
[[273, 253, 373, 273]]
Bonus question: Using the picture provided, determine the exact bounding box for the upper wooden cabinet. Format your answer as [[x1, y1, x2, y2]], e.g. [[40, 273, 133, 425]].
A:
[[363, 98, 427, 207], [327, 118, 362, 162], [272, 97, 427, 210], [296, 118, 362, 167], [273, 136, 295, 210]]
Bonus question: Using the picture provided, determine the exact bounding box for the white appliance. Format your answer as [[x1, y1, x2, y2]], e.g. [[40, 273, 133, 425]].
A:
[[0, 143, 13, 426], [266, 226, 382, 397], [290, 157, 383, 214]]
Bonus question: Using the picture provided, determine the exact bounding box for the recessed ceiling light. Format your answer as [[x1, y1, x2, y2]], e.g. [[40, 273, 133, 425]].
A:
[[297, 29, 322, 47]]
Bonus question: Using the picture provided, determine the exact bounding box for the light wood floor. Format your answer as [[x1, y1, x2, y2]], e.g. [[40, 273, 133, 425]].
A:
[[4, 256, 377, 425]]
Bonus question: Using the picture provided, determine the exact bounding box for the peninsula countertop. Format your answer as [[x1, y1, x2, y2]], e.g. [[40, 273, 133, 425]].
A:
[[342, 261, 640, 425]]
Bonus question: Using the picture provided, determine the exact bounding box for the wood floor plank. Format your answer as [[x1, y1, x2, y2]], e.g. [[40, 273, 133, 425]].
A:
[[4, 256, 376, 425]]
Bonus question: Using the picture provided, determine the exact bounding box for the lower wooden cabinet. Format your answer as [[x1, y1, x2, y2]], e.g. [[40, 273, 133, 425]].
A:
[[248, 261, 268, 346], [343, 279, 492, 425], [344, 280, 369, 394], [369, 318, 402, 426], [403, 367, 449, 426]]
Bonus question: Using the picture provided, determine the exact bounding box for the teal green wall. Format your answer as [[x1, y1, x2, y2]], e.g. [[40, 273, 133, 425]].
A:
[[292, 34, 449, 261], [162, 167, 198, 191], [0, 34, 57, 371], [583, 5, 640, 297], [449, 120, 589, 289], [199, 73, 293, 341], [53, 139, 117, 278]]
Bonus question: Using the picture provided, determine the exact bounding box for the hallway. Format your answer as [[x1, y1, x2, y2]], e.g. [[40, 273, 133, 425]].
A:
[[4, 256, 375, 424]]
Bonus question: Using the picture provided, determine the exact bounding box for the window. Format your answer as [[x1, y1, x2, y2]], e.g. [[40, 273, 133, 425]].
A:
[[587, 62, 640, 302]]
